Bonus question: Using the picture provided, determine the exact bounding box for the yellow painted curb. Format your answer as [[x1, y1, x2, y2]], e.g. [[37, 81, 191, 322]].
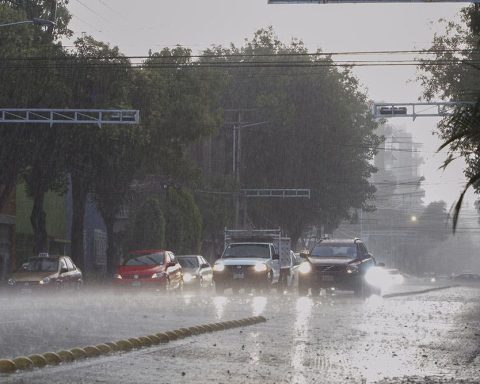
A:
[[128, 338, 143, 349], [173, 329, 187, 338], [70, 348, 87, 359], [189, 326, 204, 334], [83, 346, 101, 358], [12, 356, 34, 370], [197, 324, 210, 333], [155, 333, 170, 343], [28, 354, 47, 368], [57, 350, 75, 362], [115, 340, 133, 351], [105, 342, 121, 352], [42, 352, 62, 365], [164, 331, 178, 340], [138, 337, 152, 347], [146, 335, 161, 345], [0, 359, 16, 373], [178, 328, 193, 337], [96, 344, 113, 354], [0, 316, 268, 375]]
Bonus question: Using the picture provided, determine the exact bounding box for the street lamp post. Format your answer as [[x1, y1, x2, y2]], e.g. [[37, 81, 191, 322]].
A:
[[0, 18, 55, 28]]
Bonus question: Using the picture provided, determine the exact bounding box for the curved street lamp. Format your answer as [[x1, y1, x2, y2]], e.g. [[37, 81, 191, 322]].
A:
[[0, 18, 55, 28]]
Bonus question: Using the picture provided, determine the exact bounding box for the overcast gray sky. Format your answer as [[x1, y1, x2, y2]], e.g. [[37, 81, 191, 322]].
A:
[[65, 0, 476, 208]]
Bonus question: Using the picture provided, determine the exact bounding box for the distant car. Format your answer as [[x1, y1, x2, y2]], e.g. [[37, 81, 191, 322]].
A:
[[177, 255, 214, 289], [365, 267, 404, 290], [297, 238, 378, 297], [453, 273, 480, 283], [7, 254, 83, 292], [113, 250, 183, 291]]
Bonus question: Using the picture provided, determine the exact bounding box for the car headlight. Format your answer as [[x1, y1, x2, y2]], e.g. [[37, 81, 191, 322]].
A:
[[183, 272, 195, 282], [113, 274, 123, 279], [298, 262, 312, 274], [254, 263, 267, 273], [213, 263, 225, 272], [7, 278, 15, 286], [346, 265, 359, 274], [39, 277, 51, 285], [152, 272, 166, 279]]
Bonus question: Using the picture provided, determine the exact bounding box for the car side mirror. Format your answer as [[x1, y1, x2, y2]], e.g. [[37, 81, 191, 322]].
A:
[[200, 263, 210, 269], [300, 252, 309, 259], [60, 267, 68, 274], [272, 253, 279, 260], [166, 261, 176, 268]]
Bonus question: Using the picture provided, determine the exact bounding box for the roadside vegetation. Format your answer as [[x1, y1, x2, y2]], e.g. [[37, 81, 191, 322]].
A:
[[0, 1, 380, 277]]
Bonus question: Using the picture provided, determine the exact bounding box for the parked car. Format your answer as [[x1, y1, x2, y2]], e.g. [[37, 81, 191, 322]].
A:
[[177, 255, 213, 289], [113, 250, 183, 291], [297, 238, 378, 297], [7, 254, 83, 292]]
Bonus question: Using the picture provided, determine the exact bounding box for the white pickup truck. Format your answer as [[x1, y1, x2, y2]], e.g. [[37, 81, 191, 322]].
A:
[[212, 229, 292, 294]]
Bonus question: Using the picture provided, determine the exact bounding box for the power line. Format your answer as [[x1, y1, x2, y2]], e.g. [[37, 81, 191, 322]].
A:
[[72, 0, 110, 22]]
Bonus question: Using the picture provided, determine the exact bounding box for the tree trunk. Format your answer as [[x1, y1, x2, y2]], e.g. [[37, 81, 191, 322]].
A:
[[71, 173, 88, 273], [30, 188, 48, 254], [0, 182, 14, 213], [105, 215, 116, 277]]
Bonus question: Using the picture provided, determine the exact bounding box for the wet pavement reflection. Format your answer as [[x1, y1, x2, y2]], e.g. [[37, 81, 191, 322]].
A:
[[1, 285, 479, 383]]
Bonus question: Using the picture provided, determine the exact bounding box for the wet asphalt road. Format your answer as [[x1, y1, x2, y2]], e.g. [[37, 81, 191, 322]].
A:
[[1, 281, 480, 384]]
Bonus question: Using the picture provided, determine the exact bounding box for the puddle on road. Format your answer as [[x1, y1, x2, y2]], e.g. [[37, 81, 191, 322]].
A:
[[290, 297, 314, 384]]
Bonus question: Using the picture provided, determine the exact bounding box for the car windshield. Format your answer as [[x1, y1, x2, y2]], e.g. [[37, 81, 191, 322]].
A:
[[124, 252, 165, 266], [310, 244, 357, 258], [23, 258, 59, 272], [223, 244, 270, 259], [178, 257, 199, 268]]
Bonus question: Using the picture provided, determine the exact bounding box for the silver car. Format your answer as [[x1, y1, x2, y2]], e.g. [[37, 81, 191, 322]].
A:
[[177, 255, 214, 289]]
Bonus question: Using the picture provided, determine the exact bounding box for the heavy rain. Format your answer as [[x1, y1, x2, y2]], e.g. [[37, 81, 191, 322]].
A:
[[1, 1, 480, 384]]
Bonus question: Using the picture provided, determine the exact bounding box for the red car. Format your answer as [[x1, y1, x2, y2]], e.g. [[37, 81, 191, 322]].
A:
[[113, 250, 183, 291]]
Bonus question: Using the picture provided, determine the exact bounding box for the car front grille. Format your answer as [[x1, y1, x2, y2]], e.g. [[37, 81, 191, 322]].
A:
[[314, 265, 346, 273], [122, 274, 152, 280]]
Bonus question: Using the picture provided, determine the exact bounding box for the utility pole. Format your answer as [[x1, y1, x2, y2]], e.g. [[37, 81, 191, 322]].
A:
[[233, 110, 242, 228], [225, 109, 311, 229]]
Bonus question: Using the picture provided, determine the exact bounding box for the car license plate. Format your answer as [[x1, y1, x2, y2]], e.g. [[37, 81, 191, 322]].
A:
[[131, 281, 141, 287], [233, 273, 244, 279], [322, 275, 334, 282]]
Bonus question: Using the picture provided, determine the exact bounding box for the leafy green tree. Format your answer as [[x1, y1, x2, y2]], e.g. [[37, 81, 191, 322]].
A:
[[0, 2, 71, 253], [61, 35, 134, 271], [164, 188, 202, 254], [418, 4, 480, 230], [129, 197, 165, 250], [199, 28, 380, 243]]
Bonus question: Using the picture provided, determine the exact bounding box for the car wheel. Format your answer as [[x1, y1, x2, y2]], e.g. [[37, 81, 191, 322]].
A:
[[164, 278, 171, 293], [176, 280, 184, 295]]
